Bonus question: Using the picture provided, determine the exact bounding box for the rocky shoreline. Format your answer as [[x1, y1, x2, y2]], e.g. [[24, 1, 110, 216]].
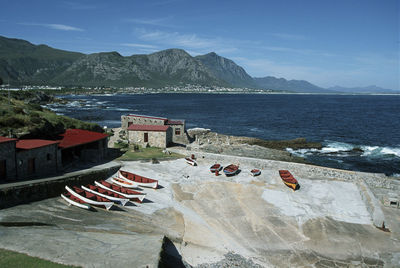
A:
[[185, 128, 320, 164]]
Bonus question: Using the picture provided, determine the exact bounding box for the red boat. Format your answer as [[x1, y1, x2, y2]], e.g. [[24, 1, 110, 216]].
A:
[[210, 163, 222, 173], [95, 180, 146, 203], [118, 170, 158, 189], [81, 184, 130, 206], [61, 192, 91, 210], [279, 170, 300, 191], [66, 186, 114, 210], [223, 164, 239, 176], [250, 169, 261, 176]]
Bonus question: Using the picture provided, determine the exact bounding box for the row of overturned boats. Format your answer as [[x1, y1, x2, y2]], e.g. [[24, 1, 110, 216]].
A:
[[185, 155, 300, 191], [60, 170, 158, 210]]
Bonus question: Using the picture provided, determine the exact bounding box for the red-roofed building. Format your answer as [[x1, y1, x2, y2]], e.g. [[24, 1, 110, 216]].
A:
[[121, 114, 187, 147], [127, 124, 172, 148], [0, 136, 17, 181], [16, 139, 60, 179], [0, 129, 109, 183], [58, 129, 109, 166]]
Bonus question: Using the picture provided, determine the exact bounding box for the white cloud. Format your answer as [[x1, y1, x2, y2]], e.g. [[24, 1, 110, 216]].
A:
[[19, 23, 84, 31], [125, 17, 175, 27], [121, 43, 158, 49], [135, 28, 237, 54]]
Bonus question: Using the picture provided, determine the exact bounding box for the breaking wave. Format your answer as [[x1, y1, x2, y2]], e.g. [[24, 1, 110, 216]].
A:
[[287, 140, 400, 160]]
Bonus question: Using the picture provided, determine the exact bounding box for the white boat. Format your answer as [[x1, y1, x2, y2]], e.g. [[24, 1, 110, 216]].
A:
[[95, 180, 146, 202], [110, 177, 138, 188], [81, 185, 129, 206], [185, 157, 197, 166], [65, 186, 114, 210], [60, 193, 91, 210], [118, 170, 158, 189]]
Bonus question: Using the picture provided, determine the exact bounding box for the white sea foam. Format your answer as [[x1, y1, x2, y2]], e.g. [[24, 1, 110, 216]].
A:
[[288, 140, 400, 161], [361, 146, 400, 158]]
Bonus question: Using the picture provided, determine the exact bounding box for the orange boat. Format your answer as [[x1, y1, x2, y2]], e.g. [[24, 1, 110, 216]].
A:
[[279, 170, 300, 191]]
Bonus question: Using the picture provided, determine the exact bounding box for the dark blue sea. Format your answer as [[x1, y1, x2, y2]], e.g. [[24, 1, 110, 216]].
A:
[[47, 93, 400, 176]]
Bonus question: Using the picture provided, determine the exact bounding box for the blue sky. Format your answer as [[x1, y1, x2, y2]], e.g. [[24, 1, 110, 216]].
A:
[[1, 0, 399, 89]]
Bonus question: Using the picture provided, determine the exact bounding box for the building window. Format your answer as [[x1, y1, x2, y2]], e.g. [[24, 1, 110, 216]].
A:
[[28, 158, 35, 175], [47, 154, 52, 161], [0, 160, 6, 181], [144, 133, 149, 143], [175, 128, 181, 135]]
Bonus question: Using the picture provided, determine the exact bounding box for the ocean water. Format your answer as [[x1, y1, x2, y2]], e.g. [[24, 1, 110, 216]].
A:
[[47, 93, 400, 176]]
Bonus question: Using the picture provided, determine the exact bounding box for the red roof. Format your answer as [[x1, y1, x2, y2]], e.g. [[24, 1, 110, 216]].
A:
[[166, 119, 184, 125], [58, 129, 109, 149], [16, 139, 59, 150], [127, 114, 167, 121], [0, 136, 17, 144], [127, 124, 170, 132]]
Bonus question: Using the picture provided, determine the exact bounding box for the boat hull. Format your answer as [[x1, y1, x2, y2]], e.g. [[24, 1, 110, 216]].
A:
[[279, 170, 300, 191], [95, 181, 146, 202], [210, 164, 222, 173], [185, 157, 197, 166], [81, 185, 129, 206], [111, 177, 138, 188], [251, 169, 261, 176], [118, 170, 158, 189], [65, 186, 114, 210], [61, 194, 91, 210], [223, 164, 239, 176]]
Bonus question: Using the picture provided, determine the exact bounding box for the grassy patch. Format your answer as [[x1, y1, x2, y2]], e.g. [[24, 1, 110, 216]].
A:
[[0, 248, 76, 267], [118, 146, 183, 161]]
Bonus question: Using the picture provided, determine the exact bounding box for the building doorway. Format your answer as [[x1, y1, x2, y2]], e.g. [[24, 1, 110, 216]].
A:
[[144, 133, 148, 143], [0, 160, 6, 181], [28, 158, 35, 175]]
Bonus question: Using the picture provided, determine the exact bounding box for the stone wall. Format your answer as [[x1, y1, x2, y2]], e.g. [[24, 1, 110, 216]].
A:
[[121, 115, 165, 129], [0, 141, 17, 181], [0, 163, 121, 209], [128, 129, 172, 148], [16, 144, 59, 180], [168, 124, 189, 144]]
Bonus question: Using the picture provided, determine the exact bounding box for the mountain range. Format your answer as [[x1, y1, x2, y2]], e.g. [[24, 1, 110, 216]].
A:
[[0, 36, 397, 93]]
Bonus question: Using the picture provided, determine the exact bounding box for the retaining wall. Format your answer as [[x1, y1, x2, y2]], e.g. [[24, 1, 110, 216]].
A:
[[0, 162, 121, 209]]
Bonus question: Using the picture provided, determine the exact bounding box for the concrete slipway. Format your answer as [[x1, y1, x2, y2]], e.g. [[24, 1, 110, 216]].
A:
[[0, 149, 399, 267]]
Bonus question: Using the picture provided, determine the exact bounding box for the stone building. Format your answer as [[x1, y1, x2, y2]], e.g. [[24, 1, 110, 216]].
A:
[[15, 140, 59, 180], [127, 125, 172, 148], [0, 129, 109, 183], [58, 129, 109, 167], [0, 136, 17, 182], [121, 114, 187, 147]]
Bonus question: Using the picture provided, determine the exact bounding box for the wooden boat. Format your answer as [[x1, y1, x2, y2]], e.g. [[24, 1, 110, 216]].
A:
[[118, 170, 158, 189], [185, 157, 197, 166], [250, 169, 261, 176], [95, 180, 146, 203], [81, 184, 129, 206], [60, 192, 91, 210], [65, 186, 114, 210], [210, 163, 222, 173], [223, 164, 239, 176], [279, 170, 300, 191], [111, 177, 138, 188]]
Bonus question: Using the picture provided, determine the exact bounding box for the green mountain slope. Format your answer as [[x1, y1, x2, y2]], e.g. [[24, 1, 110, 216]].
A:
[[0, 36, 84, 85], [195, 52, 256, 88]]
